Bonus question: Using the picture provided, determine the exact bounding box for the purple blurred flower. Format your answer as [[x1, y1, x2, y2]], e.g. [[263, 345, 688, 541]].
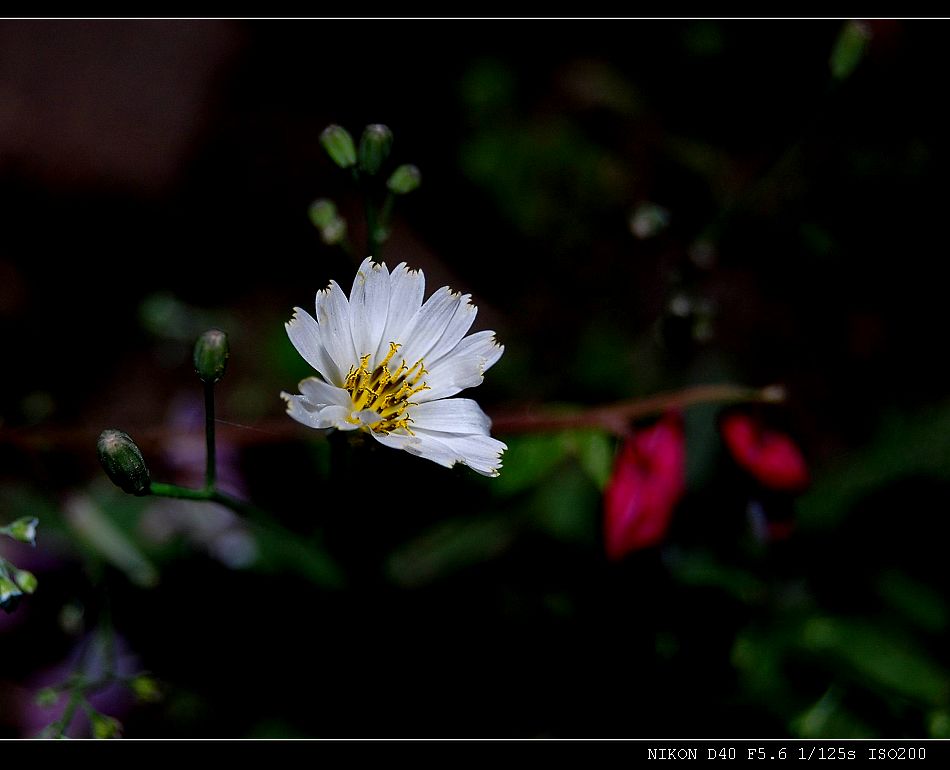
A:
[[17, 632, 139, 738], [139, 393, 257, 569]]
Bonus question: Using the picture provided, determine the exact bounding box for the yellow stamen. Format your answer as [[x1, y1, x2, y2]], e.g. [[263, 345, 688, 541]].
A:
[[342, 342, 426, 435]]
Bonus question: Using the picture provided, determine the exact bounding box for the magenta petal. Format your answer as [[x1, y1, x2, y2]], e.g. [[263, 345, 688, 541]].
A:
[[603, 413, 686, 560]]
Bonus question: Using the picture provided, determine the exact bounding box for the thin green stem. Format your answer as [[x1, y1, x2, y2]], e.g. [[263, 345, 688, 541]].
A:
[[204, 382, 216, 491], [50, 687, 85, 738], [365, 193, 380, 260], [148, 482, 213, 501], [378, 192, 395, 232], [148, 482, 264, 524]]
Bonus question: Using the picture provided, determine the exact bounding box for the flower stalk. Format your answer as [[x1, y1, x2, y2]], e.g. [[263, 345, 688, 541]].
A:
[[204, 381, 216, 491]]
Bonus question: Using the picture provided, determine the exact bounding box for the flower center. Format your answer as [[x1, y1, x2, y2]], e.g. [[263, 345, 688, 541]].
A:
[[343, 342, 429, 435]]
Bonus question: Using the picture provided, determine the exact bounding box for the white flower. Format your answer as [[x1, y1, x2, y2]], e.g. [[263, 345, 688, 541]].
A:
[[282, 257, 507, 476]]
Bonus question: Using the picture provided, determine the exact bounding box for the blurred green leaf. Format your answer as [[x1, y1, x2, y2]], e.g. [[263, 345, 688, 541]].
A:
[[64, 494, 158, 588], [460, 118, 623, 249], [386, 515, 519, 588], [799, 402, 950, 530], [529, 463, 599, 545], [682, 21, 724, 57], [562, 429, 614, 491], [493, 433, 570, 497], [929, 709, 950, 738], [732, 629, 788, 700], [877, 570, 948, 633], [830, 21, 871, 81], [572, 321, 645, 400], [460, 58, 517, 117], [666, 547, 767, 604], [252, 521, 344, 590], [791, 686, 874, 738], [803, 617, 950, 706]]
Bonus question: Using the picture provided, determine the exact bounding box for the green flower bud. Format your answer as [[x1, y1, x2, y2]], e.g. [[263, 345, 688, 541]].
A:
[[1, 516, 38, 547], [387, 164, 421, 195], [130, 674, 162, 703], [320, 124, 357, 169], [97, 429, 151, 496], [308, 198, 338, 230], [193, 329, 229, 384], [319, 217, 348, 246], [358, 124, 393, 175], [13, 568, 37, 594], [830, 20, 871, 81], [35, 688, 59, 708], [0, 574, 22, 613], [90, 711, 122, 739]]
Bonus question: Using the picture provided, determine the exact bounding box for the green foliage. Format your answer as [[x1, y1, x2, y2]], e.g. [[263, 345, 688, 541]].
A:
[[803, 617, 950, 706], [799, 401, 950, 531], [386, 514, 519, 588]]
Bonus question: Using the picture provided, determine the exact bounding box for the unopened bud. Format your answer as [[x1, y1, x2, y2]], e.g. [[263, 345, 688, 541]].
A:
[[358, 124, 393, 175], [193, 329, 229, 384], [12, 568, 37, 594], [830, 20, 871, 81], [0, 574, 22, 613], [35, 688, 59, 708], [320, 217, 348, 246], [97, 429, 151, 496], [387, 164, 421, 194], [308, 199, 338, 230], [130, 674, 163, 703], [90, 711, 123, 739], [320, 124, 357, 169], [1, 516, 38, 547], [761, 384, 787, 404]]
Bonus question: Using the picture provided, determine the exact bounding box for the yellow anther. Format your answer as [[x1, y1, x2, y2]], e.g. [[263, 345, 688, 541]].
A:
[[343, 347, 427, 436]]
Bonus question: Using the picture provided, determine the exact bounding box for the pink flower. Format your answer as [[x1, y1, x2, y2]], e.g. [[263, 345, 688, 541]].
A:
[[604, 413, 686, 560], [720, 412, 809, 493]]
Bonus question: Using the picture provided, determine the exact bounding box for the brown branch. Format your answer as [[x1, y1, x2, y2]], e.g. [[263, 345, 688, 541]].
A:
[[490, 383, 786, 436], [0, 384, 785, 451]]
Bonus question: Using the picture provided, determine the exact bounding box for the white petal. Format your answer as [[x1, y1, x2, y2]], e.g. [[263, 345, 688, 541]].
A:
[[281, 394, 357, 430], [372, 428, 506, 477], [315, 280, 358, 376], [396, 287, 462, 368], [349, 258, 391, 361], [422, 294, 478, 365], [297, 377, 351, 407], [285, 307, 342, 385], [416, 331, 505, 402], [375, 262, 425, 362], [408, 398, 492, 435]]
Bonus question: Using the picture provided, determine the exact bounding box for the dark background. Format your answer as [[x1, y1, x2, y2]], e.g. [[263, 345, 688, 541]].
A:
[[2, 19, 950, 737]]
